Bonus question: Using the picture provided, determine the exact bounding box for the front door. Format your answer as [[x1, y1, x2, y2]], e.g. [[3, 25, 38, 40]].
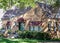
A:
[[19, 22, 24, 31]]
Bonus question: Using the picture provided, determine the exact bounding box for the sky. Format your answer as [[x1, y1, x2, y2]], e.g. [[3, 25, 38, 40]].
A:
[[0, 9, 4, 28]]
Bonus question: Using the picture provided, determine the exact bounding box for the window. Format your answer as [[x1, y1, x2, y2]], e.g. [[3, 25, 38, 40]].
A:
[[7, 25, 11, 29], [48, 21, 52, 31], [6, 21, 11, 29], [29, 26, 34, 31], [29, 25, 42, 31], [15, 22, 18, 25], [53, 22, 57, 32], [58, 23, 60, 31], [34, 26, 38, 31], [56, 13, 60, 18], [38, 26, 42, 31]]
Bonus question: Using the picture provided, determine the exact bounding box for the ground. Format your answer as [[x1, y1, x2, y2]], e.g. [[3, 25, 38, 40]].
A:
[[0, 38, 60, 43], [0, 38, 38, 43]]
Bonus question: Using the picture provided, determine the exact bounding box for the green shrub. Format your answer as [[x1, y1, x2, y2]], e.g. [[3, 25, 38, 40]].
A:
[[17, 31, 51, 40], [0, 34, 4, 38], [51, 38, 60, 41]]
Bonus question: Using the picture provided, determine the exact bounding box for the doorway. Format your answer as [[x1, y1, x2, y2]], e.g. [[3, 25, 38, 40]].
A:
[[19, 22, 24, 31]]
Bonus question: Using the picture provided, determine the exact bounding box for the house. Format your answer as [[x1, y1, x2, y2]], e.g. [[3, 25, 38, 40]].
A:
[[1, 2, 60, 33]]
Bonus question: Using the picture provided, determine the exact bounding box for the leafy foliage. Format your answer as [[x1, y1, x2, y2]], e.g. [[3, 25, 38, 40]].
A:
[[0, 0, 36, 10], [17, 31, 51, 40], [0, 0, 57, 10], [54, 0, 60, 7], [52, 0, 60, 12]]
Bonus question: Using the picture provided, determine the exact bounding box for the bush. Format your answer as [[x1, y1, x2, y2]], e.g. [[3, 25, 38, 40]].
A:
[[51, 38, 60, 41], [17, 31, 51, 40], [0, 34, 4, 38], [17, 31, 33, 39]]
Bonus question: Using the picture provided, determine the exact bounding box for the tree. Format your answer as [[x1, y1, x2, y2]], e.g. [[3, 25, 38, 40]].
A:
[[52, 0, 60, 13], [0, 0, 36, 10], [0, 0, 57, 10], [53, 0, 60, 8]]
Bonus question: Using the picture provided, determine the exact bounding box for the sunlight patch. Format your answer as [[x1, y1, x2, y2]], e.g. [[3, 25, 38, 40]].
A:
[[8, 39, 19, 41]]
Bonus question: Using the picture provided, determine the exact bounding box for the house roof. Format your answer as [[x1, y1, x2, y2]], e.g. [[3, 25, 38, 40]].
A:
[[37, 2, 52, 18], [1, 2, 52, 20], [1, 6, 31, 20]]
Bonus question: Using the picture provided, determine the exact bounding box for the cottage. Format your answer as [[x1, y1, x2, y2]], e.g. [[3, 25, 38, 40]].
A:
[[1, 2, 60, 33]]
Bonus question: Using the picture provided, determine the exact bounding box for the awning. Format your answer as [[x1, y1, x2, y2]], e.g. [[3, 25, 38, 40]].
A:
[[17, 17, 24, 22], [29, 21, 42, 26], [6, 21, 11, 25]]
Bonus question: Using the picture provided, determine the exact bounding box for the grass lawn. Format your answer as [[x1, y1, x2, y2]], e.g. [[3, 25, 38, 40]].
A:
[[0, 38, 60, 43], [0, 38, 39, 43]]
